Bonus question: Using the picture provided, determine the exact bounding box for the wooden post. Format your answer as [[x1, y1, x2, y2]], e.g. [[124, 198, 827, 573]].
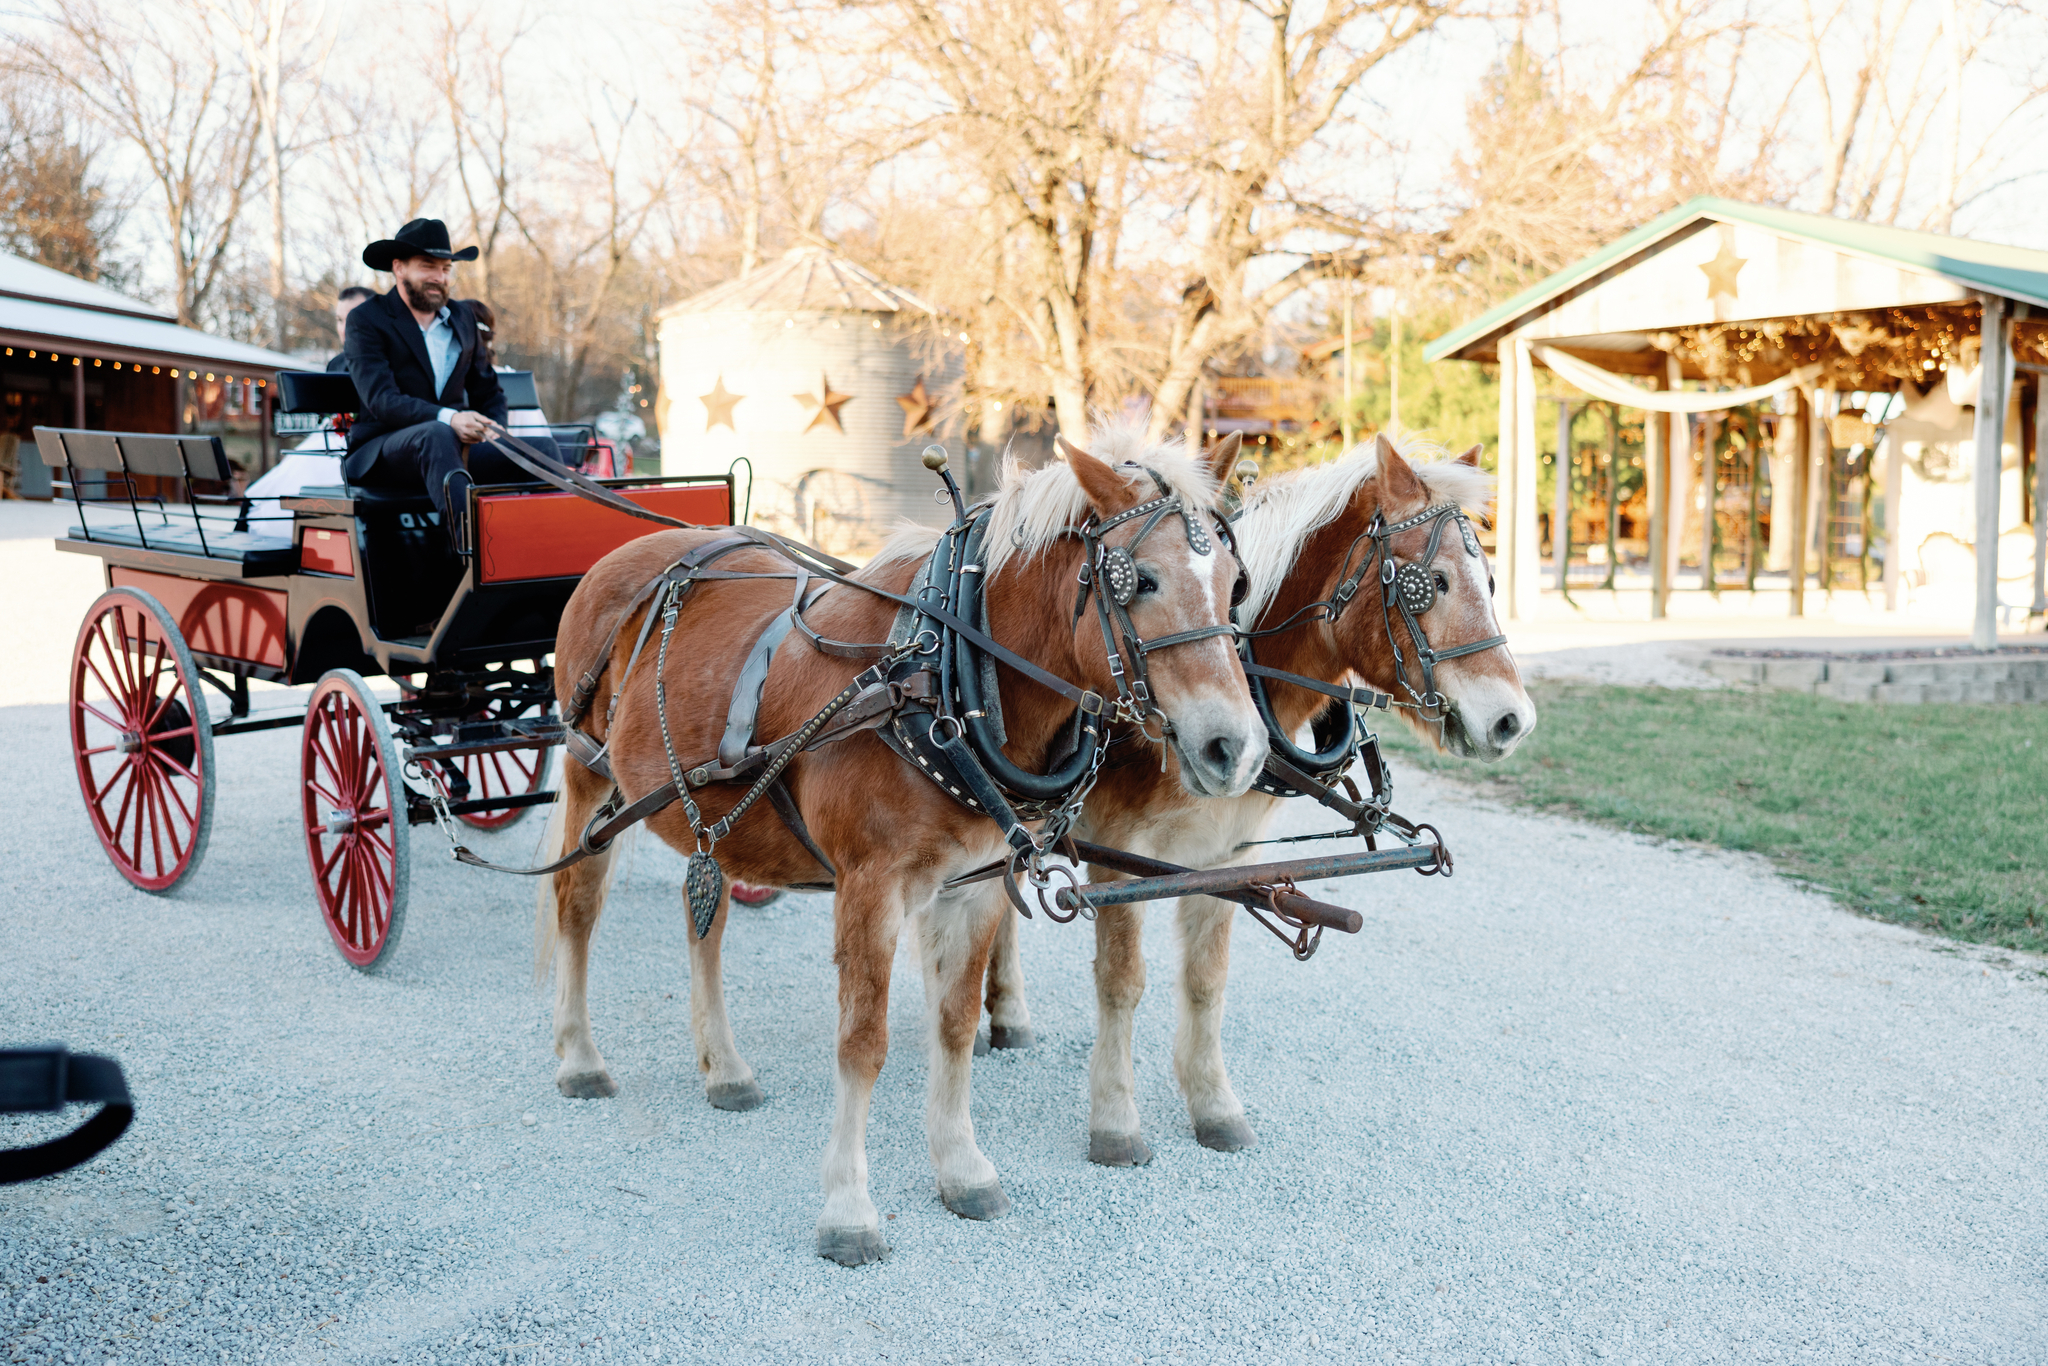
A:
[[1790, 386, 1811, 617], [1818, 389, 1836, 597], [1665, 355, 1691, 592], [1597, 401, 1613, 589], [73, 357, 86, 428], [1648, 378, 1669, 619], [1745, 413, 1762, 592], [1495, 343, 1517, 615], [2035, 377, 2048, 617], [258, 380, 273, 477], [1971, 295, 2010, 650], [1882, 425, 1904, 611], [1700, 413, 1721, 597], [1554, 398, 1573, 595], [1514, 338, 1540, 620]]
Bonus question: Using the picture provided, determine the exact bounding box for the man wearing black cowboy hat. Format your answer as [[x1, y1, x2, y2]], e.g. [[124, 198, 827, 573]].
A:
[[342, 218, 546, 547]]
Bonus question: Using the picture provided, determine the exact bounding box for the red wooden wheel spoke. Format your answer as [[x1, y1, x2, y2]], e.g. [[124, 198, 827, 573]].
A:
[[152, 761, 196, 828], [78, 699, 126, 731]]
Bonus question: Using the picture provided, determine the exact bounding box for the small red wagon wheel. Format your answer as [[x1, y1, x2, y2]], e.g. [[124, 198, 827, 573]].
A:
[[301, 670, 411, 971], [69, 587, 216, 893]]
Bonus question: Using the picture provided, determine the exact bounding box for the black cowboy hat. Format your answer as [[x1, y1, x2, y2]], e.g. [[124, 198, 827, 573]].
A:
[[362, 218, 480, 272]]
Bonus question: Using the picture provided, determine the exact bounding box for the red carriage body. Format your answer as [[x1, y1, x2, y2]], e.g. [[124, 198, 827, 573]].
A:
[[41, 370, 733, 968]]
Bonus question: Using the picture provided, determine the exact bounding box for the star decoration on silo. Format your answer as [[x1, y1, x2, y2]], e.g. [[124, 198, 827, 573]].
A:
[[896, 375, 936, 438], [700, 375, 744, 431], [1699, 239, 1746, 303], [796, 373, 852, 433]]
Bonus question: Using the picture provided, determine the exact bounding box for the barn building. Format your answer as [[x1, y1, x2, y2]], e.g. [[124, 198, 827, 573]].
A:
[[654, 248, 966, 556], [0, 249, 300, 498], [1427, 198, 2048, 649]]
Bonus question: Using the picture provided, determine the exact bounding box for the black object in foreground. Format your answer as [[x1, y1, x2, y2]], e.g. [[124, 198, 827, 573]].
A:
[[0, 1046, 133, 1184]]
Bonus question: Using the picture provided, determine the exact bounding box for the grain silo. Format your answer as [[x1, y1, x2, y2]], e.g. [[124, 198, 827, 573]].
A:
[[655, 248, 965, 554]]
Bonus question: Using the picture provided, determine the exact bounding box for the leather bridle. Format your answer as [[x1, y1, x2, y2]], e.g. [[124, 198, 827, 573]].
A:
[[1242, 499, 1507, 726], [1069, 464, 1245, 741]]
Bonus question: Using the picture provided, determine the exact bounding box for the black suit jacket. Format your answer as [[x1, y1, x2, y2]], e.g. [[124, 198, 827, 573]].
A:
[[341, 289, 507, 481]]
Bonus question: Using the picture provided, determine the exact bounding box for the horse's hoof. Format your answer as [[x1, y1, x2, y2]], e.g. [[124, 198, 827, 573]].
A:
[[816, 1226, 890, 1266], [941, 1182, 1011, 1221], [1195, 1116, 1256, 1152], [556, 1070, 617, 1100], [988, 1024, 1037, 1051], [973, 1029, 990, 1057], [706, 1079, 764, 1112], [1088, 1130, 1154, 1167]]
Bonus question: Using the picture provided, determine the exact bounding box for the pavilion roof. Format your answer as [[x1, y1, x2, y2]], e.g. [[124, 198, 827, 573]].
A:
[[1426, 197, 2048, 365]]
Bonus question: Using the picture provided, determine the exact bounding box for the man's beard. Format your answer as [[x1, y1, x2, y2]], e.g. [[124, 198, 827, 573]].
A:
[[400, 277, 448, 311]]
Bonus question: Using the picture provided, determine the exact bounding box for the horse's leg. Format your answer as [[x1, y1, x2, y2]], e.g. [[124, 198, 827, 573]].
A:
[[687, 882, 762, 1111], [817, 873, 905, 1266], [546, 766, 619, 1099], [1176, 894, 1254, 1150], [1087, 884, 1151, 1167], [920, 883, 1011, 1219], [980, 907, 1036, 1052]]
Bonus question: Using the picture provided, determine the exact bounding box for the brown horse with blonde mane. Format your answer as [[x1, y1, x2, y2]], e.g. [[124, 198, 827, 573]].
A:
[[980, 432, 1536, 1164], [534, 431, 1265, 1264]]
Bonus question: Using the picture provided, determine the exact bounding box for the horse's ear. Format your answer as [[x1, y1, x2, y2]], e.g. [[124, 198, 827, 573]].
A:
[[1371, 432, 1427, 506], [1455, 444, 1483, 468], [1200, 431, 1242, 486], [1060, 435, 1131, 513]]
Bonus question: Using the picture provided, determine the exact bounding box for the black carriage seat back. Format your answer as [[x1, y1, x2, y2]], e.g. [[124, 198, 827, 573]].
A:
[[35, 426, 297, 572], [499, 371, 539, 410], [274, 368, 540, 417]]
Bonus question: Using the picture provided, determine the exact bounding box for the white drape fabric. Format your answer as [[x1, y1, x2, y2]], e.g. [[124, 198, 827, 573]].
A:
[[1533, 345, 1824, 412]]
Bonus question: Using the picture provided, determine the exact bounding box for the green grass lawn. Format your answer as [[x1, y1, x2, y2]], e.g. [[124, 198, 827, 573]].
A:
[[1381, 684, 2048, 954]]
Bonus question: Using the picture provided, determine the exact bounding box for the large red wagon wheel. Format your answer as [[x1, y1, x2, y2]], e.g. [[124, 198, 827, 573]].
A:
[[69, 587, 216, 893], [301, 670, 410, 970]]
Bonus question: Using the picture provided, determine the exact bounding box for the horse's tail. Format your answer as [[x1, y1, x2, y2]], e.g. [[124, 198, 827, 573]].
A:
[[532, 785, 637, 987], [533, 797, 569, 986]]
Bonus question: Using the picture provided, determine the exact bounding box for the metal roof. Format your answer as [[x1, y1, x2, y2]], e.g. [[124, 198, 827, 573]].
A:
[[658, 247, 934, 318], [1425, 197, 2048, 363], [0, 250, 301, 371], [0, 251, 174, 320]]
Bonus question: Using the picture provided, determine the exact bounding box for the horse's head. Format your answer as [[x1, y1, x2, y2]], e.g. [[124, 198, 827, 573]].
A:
[[1343, 435, 1533, 761], [987, 428, 1265, 798], [1239, 432, 1534, 763]]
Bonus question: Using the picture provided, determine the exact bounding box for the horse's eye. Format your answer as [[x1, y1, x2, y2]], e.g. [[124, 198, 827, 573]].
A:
[[1487, 575, 1496, 597], [1136, 570, 1159, 596], [1434, 571, 1450, 594]]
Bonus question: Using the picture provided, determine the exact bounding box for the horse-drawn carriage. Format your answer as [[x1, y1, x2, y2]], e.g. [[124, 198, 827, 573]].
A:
[[40, 370, 731, 968]]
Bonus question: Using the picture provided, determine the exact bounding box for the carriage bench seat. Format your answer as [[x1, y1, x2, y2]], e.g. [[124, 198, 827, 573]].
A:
[[37, 425, 301, 574], [63, 521, 300, 573]]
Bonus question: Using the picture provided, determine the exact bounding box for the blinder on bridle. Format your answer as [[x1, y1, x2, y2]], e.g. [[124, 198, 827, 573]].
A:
[[1329, 500, 1506, 717]]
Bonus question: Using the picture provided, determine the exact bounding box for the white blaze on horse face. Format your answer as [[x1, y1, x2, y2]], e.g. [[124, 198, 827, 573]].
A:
[[1126, 525, 1267, 799], [1426, 532, 1535, 762]]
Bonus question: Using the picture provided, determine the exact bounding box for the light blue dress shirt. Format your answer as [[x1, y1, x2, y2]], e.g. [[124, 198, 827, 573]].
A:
[[421, 306, 462, 426]]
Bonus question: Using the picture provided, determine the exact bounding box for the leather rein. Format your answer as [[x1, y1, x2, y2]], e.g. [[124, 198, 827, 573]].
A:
[[432, 425, 1241, 919]]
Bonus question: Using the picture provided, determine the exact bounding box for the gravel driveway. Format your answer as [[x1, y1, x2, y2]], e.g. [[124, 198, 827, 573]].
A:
[[3, 515, 2045, 1364]]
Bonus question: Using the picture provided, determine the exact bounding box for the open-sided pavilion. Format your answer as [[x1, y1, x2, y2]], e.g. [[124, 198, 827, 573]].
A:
[[1426, 197, 2048, 649]]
